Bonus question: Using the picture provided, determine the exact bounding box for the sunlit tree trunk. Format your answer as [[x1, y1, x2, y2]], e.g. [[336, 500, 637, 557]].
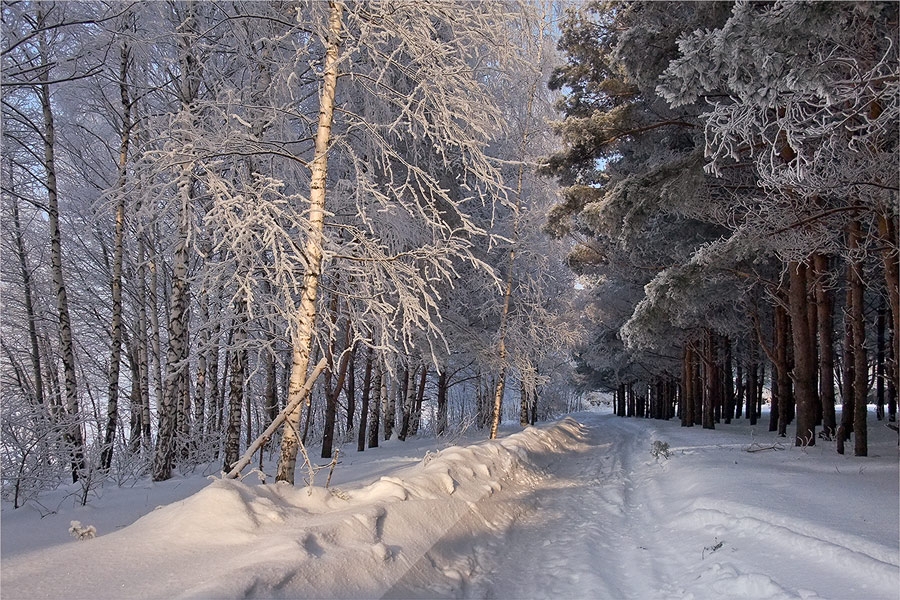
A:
[[276, 0, 342, 484]]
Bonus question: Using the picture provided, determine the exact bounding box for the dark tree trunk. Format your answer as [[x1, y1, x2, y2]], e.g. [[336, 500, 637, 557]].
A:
[[398, 366, 413, 441], [813, 254, 837, 439], [849, 222, 868, 457], [876, 301, 886, 420], [888, 331, 897, 423], [790, 261, 817, 446], [322, 320, 351, 459], [223, 304, 247, 473], [346, 345, 357, 431], [703, 332, 716, 429], [682, 344, 694, 426], [520, 383, 529, 426], [877, 214, 899, 398], [748, 347, 759, 426], [357, 349, 372, 452], [723, 338, 734, 424], [410, 366, 426, 436], [627, 383, 635, 417], [693, 344, 703, 426], [265, 344, 278, 427], [367, 363, 382, 449], [774, 301, 791, 436], [838, 259, 856, 452], [436, 370, 449, 435]]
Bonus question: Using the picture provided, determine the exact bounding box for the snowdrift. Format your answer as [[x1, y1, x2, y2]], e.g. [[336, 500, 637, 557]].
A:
[[1, 418, 589, 599]]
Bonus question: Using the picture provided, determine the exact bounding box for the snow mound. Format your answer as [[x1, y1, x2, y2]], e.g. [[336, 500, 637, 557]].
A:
[[1, 418, 589, 600]]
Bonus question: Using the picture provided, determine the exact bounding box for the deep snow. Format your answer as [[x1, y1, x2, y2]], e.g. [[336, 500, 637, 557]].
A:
[[2, 409, 898, 599]]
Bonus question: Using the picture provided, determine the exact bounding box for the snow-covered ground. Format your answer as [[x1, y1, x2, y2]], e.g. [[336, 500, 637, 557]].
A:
[[2, 409, 898, 599]]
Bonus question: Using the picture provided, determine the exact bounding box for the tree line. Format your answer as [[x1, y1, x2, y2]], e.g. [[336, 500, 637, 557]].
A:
[[544, 1, 898, 455], [0, 0, 579, 506]]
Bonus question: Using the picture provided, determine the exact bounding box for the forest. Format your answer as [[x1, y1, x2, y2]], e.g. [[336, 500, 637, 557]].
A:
[[1, 0, 898, 514], [544, 0, 898, 458]]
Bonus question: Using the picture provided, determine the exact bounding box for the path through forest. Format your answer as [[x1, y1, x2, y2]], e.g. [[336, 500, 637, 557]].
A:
[[2, 412, 897, 599], [387, 413, 898, 599]]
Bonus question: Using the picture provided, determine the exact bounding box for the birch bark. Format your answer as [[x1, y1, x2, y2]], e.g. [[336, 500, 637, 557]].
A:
[[276, 0, 343, 484]]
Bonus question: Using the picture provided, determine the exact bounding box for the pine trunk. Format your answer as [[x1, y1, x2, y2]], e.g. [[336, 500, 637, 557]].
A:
[[877, 214, 899, 398], [876, 302, 886, 420], [790, 261, 817, 446], [838, 259, 856, 452], [723, 338, 734, 424], [682, 344, 694, 426], [703, 332, 716, 430], [747, 346, 758, 426], [849, 221, 868, 456], [813, 254, 837, 439], [774, 301, 791, 436]]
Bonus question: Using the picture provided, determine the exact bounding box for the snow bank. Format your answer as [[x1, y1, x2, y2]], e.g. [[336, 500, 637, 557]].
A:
[[1, 418, 589, 599]]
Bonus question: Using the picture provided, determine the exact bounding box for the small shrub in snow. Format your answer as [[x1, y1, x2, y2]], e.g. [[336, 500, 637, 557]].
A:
[[702, 538, 724, 559], [329, 488, 350, 501], [69, 521, 96, 540], [650, 440, 670, 460]]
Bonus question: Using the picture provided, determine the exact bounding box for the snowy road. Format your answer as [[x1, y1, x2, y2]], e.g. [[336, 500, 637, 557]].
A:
[[387, 413, 899, 600], [387, 416, 656, 598], [3, 412, 898, 599]]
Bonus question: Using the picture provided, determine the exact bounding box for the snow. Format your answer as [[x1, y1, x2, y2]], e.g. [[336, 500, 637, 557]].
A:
[[2, 410, 898, 599]]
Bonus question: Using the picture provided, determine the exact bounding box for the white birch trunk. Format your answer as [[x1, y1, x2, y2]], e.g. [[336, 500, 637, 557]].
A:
[[101, 41, 132, 471], [38, 8, 85, 480], [275, 0, 343, 485]]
